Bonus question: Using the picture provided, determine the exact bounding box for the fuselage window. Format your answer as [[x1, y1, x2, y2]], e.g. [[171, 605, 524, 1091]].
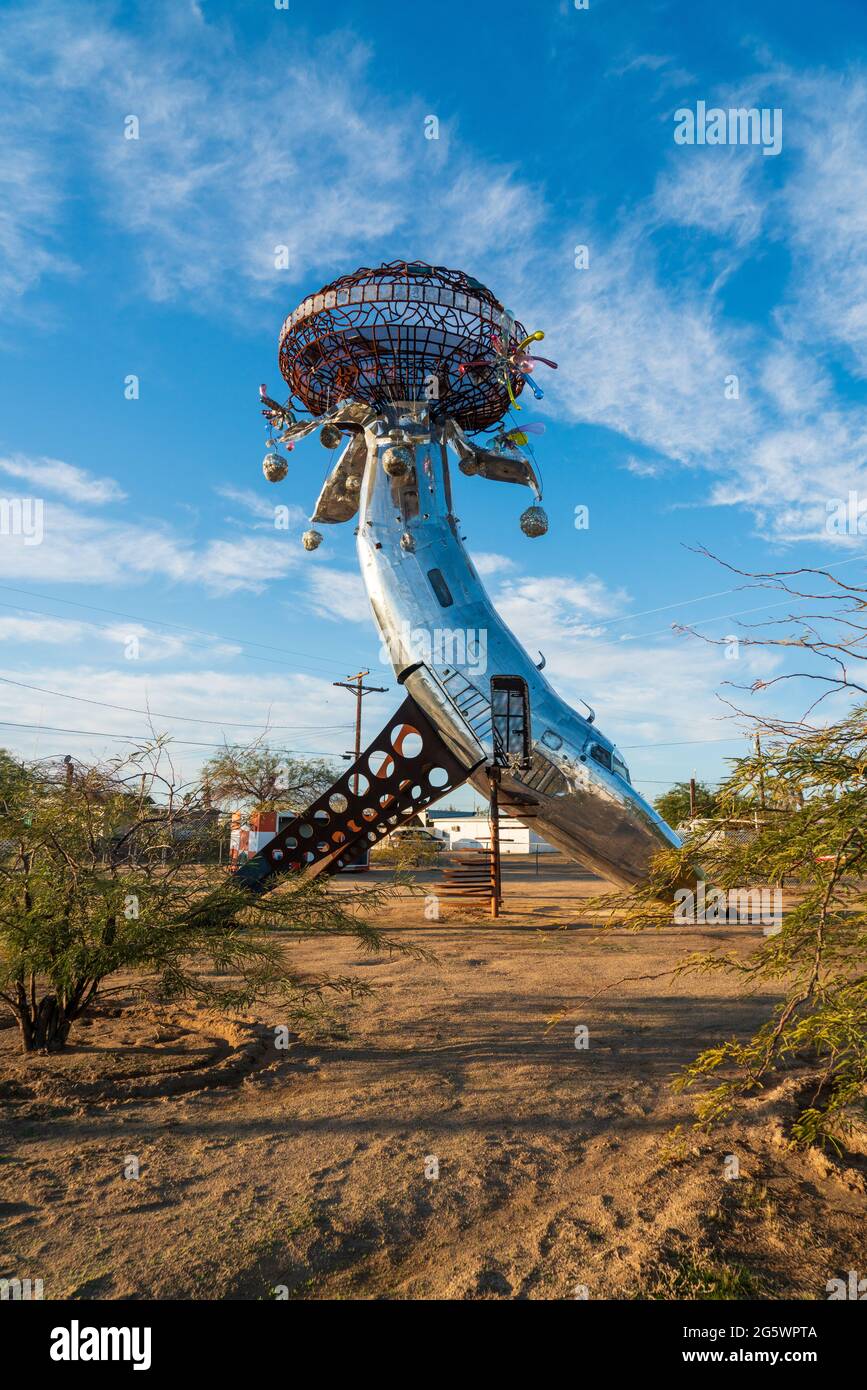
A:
[[590, 744, 613, 771], [427, 568, 454, 608]]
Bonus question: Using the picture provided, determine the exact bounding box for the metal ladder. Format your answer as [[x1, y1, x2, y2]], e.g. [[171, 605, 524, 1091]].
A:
[[438, 666, 493, 742]]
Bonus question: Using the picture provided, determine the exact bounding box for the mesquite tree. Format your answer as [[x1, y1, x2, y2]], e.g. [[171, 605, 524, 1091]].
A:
[[0, 742, 400, 1054], [201, 745, 336, 812], [598, 555, 867, 1147]]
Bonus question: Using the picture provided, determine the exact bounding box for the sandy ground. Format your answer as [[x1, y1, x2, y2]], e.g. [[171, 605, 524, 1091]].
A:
[[1, 858, 865, 1301]]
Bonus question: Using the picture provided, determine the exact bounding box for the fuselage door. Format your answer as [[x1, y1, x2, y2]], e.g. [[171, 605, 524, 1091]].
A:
[[490, 675, 532, 771]]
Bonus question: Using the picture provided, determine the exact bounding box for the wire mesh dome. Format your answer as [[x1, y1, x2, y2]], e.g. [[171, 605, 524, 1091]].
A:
[[278, 260, 527, 433]]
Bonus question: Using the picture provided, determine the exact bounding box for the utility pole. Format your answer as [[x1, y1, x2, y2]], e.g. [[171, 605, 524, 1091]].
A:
[[333, 670, 388, 792], [689, 776, 697, 819]]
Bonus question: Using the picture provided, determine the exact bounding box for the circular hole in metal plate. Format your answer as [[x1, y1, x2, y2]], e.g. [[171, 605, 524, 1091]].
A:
[[316, 841, 329, 854], [368, 748, 395, 779], [284, 836, 298, 849], [391, 724, 423, 758], [349, 773, 369, 798], [329, 792, 349, 814], [299, 824, 313, 838], [428, 766, 449, 789], [313, 809, 329, 824]]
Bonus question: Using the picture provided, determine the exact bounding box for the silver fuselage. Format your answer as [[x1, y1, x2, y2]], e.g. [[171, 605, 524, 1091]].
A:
[[354, 410, 680, 887]]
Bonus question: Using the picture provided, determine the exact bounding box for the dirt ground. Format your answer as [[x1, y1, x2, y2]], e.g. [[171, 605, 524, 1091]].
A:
[[1, 857, 865, 1301]]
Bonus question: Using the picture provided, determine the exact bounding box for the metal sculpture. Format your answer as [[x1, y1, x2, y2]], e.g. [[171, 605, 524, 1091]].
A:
[[250, 259, 680, 890], [236, 696, 471, 890]]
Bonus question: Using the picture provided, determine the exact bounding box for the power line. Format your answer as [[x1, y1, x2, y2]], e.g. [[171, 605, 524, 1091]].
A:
[[589, 549, 867, 633], [620, 735, 749, 750], [0, 671, 354, 732], [0, 583, 361, 675], [0, 719, 342, 755]]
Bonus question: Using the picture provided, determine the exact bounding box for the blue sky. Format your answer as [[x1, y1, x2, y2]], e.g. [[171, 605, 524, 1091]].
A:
[[1, 0, 866, 808]]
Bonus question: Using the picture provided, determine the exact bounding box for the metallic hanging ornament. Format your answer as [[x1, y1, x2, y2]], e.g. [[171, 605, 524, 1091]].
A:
[[399, 530, 416, 552], [520, 504, 549, 538], [382, 445, 413, 478], [320, 424, 343, 450], [262, 451, 289, 482], [302, 528, 323, 551]]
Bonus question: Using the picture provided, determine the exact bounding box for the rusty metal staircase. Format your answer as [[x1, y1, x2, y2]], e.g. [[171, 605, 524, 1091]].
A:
[[438, 847, 500, 905], [234, 693, 480, 894]]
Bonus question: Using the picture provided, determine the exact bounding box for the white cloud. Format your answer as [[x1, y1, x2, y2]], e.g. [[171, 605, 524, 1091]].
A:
[[0, 665, 359, 775], [520, 66, 867, 545], [532, 221, 763, 467], [0, 500, 192, 584], [302, 565, 372, 625], [196, 536, 300, 595], [473, 552, 516, 577], [493, 573, 628, 645], [216, 485, 306, 530], [0, 616, 89, 645], [651, 145, 765, 248], [623, 455, 663, 479], [0, 474, 303, 594], [488, 566, 782, 765], [0, 611, 239, 662], [778, 71, 867, 375], [0, 5, 541, 317], [0, 453, 125, 504]]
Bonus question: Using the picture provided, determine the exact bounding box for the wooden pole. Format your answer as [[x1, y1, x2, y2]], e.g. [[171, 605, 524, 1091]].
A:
[[488, 766, 502, 919], [689, 776, 697, 818], [333, 670, 387, 794]]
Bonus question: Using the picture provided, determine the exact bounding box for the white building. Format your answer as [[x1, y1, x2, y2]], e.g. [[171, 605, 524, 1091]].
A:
[[421, 809, 556, 854]]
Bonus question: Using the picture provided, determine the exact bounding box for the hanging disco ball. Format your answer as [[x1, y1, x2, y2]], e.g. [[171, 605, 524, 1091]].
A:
[[320, 424, 343, 449], [262, 451, 289, 482], [520, 504, 548, 538], [382, 445, 413, 478]]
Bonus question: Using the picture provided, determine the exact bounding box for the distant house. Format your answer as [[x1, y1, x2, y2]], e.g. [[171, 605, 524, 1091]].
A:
[[421, 809, 556, 855]]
